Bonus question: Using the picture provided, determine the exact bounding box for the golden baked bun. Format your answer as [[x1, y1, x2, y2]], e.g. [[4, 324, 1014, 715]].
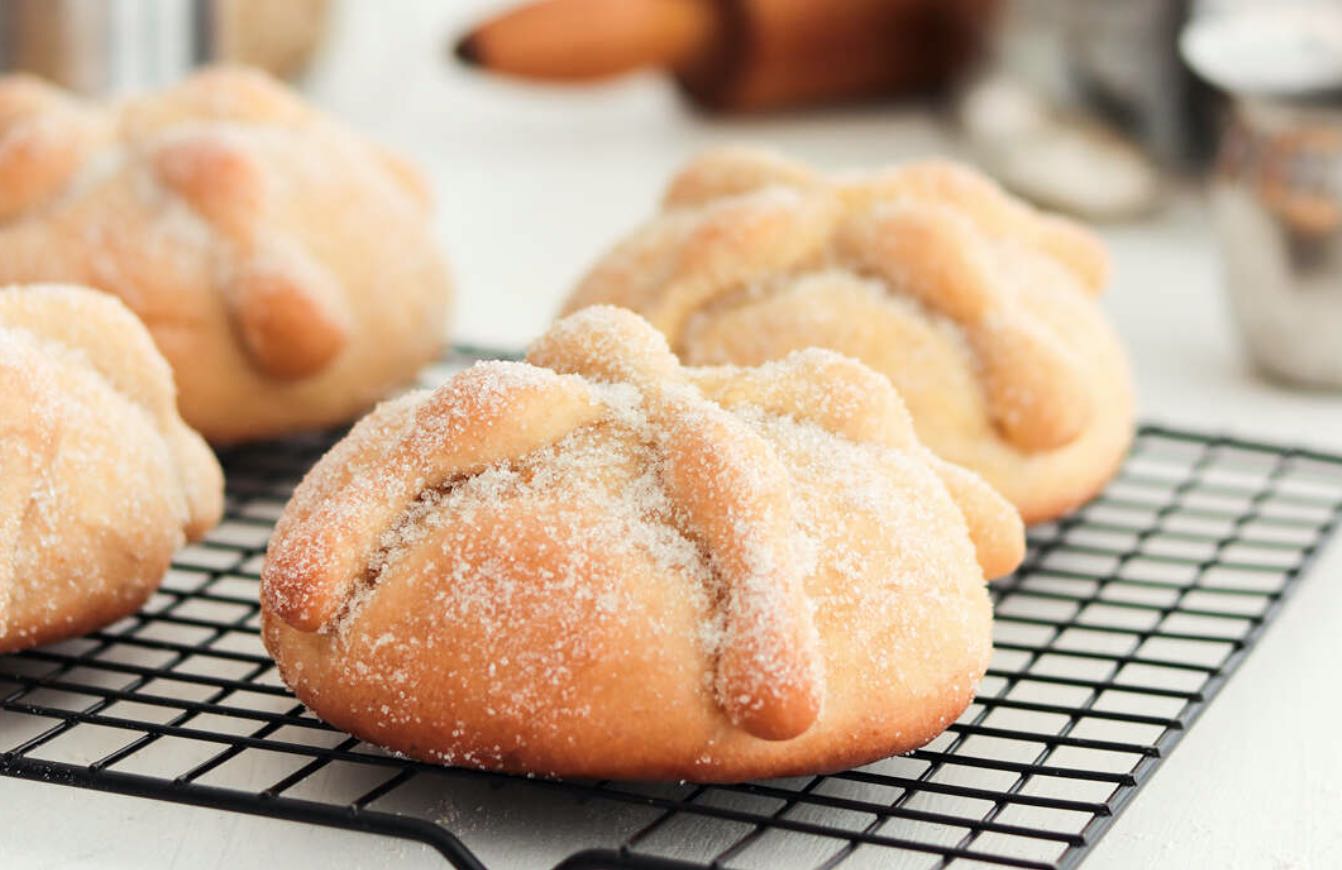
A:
[[0, 284, 223, 653], [261, 306, 1024, 781], [564, 147, 1134, 523], [0, 66, 452, 443]]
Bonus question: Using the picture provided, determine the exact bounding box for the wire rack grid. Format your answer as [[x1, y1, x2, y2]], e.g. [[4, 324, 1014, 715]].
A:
[[4, 346, 1342, 870]]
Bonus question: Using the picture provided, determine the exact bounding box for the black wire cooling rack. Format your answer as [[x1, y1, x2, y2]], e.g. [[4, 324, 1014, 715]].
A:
[[4, 346, 1342, 870]]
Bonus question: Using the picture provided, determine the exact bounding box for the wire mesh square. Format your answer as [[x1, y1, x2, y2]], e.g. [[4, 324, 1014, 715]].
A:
[[4, 346, 1342, 870]]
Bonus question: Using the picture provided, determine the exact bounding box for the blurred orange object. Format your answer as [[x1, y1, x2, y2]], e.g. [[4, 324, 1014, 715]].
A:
[[456, 0, 999, 112]]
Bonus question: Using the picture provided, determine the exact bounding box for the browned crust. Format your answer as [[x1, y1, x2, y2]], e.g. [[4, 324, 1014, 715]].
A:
[[0, 571, 166, 655], [264, 610, 982, 783]]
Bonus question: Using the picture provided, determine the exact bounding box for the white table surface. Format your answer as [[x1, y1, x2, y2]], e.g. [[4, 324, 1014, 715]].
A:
[[4, 2, 1341, 868]]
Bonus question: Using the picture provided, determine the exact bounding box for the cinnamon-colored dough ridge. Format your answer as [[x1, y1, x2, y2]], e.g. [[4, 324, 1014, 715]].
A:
[[0, 284, 223, 653], [565, 147, 1134, 523], [261, 305, 1023, 781], [0, 66, 452, 443]]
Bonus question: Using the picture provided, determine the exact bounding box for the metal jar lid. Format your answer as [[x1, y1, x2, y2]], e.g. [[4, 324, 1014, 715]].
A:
[[1181, 0, 1342, 98]]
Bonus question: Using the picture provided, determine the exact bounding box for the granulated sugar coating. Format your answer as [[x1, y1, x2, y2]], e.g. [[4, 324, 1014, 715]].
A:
[[563, 147, 1135, 525], [0, 284, 223, 653], [261, 306, 1025, 782]]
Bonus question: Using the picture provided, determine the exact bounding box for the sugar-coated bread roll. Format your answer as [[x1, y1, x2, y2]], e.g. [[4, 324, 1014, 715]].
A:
[[564, 147, 1134, 523], [0, 66, 452, 443], [0, 285, 223, 653], [261, 306, 1024, 781]]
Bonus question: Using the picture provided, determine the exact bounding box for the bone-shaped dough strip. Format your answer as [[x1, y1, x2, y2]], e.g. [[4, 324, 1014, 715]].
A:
[[968, 312, 1091, 453], [151, 133, 352, 380], [925, 453, 1026, 580], [529, 306, 824, 740], [0, 77, 105, 221], [838, 203, 1092, 452], [658, 399, 824, 740], [639, 189, 836, 346], [660, 149, 1108, 294], [693, 349, 1024, 581], [263, 362, 602, 632], [153, 132, 268, 246], [840, 160, 1110, 294], [837, 202, 999, 322], [228, 242, 352, 380]]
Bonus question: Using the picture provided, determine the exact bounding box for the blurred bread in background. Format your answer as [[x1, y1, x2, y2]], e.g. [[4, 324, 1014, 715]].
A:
[[0, 66, 452, 443], [564, 146, 1133, 523]]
